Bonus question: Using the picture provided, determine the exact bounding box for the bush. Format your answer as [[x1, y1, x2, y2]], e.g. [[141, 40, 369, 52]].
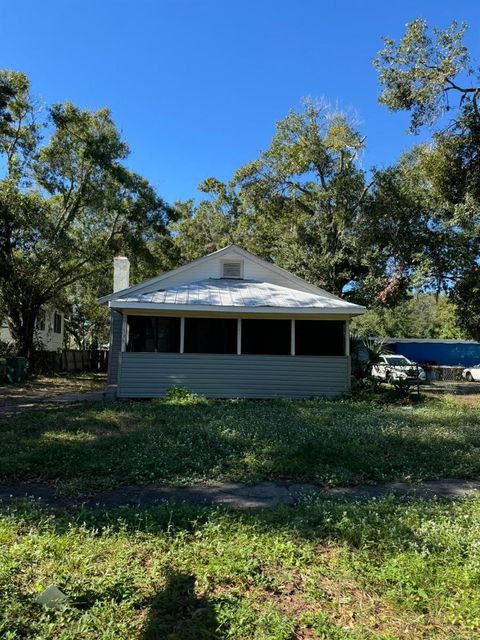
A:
[[163, 385, 206, 405], [0, 338, 16, 357]]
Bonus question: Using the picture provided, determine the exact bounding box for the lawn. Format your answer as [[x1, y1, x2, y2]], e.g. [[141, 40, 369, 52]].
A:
[[1, 393, 480, 638], [1, 495, 479, 639], [1, 394, 480, 495]]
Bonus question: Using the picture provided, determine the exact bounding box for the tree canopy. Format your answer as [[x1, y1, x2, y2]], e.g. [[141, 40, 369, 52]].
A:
[[173, 102, 377, 297], [374, 19, 480, 339], [0, 70, 174, 359]]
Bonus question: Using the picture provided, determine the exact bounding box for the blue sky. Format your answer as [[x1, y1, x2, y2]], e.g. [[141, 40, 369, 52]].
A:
[[1, 0, 479, 203]]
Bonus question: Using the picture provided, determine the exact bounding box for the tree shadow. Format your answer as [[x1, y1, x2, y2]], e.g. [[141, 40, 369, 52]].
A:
[[2, 395, 480, 493], [143, 572, 221, 640]]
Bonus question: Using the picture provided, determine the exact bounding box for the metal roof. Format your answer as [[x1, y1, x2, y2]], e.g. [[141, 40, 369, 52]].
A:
[[113, 278, 363, 311]]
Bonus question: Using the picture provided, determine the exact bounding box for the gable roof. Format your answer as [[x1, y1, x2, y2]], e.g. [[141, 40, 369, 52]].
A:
[[99, 245, 365, 315], [100, 245, 344, 304]]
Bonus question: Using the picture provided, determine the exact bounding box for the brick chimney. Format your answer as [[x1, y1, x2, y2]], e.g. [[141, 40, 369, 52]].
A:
[[113, 256, 130, 292]]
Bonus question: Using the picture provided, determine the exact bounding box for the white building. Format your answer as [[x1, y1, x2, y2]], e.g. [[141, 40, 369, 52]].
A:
[[0, 308, 64, 352], [99, 245, 366, 399]]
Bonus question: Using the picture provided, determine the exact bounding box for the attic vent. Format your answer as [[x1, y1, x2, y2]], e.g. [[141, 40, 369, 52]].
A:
[[221, 261, 243, 279]]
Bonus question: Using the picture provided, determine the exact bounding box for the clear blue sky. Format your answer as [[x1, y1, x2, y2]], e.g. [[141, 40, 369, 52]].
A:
[[1, 0, 479, 203]]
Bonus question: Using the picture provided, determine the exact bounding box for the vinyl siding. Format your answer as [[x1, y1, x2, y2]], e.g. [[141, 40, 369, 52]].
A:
[[107, 310, 123, 385], [117, 353, 350, 399]]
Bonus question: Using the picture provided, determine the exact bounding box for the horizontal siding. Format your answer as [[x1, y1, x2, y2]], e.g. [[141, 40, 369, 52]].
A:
[[107, 311, 123, 385], [139, 253, 317, 296], [118, 353, 350, 399]]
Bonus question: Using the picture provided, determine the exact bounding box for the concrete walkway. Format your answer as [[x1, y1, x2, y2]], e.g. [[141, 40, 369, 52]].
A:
[[1, 478, 480, 510]]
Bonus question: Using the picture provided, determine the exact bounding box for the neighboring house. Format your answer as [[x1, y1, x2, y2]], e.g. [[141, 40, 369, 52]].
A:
[[0, 308, 64, 352], [99, 245, 366, 398]]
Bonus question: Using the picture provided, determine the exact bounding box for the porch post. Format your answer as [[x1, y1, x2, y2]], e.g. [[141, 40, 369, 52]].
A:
[[345, 319, 350, 356], [237, 318, 242, 355], [291, 319, 295, 356], [120, 313, 127, 352], [180, 317, 185, 354]]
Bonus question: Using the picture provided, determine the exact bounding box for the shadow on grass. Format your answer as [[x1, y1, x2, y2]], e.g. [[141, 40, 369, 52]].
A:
[[69, 570, 224, 639], [143, 572, 221, 640]]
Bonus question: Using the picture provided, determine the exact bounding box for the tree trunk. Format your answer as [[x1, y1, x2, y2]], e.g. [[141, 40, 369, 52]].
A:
[[8, 306, 40, 365]]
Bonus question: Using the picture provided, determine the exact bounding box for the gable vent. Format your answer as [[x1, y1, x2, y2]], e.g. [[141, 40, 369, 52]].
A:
[[222, 261, 243, 279]]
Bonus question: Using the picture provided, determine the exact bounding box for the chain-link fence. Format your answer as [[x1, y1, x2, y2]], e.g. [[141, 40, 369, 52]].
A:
[[423, 366, 465, 382]]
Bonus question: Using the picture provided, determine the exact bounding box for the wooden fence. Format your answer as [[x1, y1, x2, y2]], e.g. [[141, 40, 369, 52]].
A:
[[34, 349, 109, 373]]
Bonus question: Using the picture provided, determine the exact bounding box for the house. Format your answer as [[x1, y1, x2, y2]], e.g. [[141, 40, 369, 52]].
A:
[[0, 308, 64, 352], [98, 246, 365, 398]]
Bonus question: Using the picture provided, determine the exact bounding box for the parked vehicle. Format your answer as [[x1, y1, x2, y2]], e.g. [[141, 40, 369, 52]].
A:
[[462, 364, 480, 382], [371, 355, 426, 382]]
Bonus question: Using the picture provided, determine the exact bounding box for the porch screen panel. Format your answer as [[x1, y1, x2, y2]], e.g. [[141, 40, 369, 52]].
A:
[[241, 319, 291, 355], [126, 316, 180, 352], [295, 320, 345, 356], [184, 318, 237, 354]]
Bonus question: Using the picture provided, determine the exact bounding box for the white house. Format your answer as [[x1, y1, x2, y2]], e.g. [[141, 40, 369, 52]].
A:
[[0, 308, 64, 352], [99, 245, 366, 398]]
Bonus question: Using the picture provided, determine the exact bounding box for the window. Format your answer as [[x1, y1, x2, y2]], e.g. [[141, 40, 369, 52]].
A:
[[221, 261, 243, 278], [36, 310, 46, 331], [241, 319, 291, 355], [184, 318, 237, 354], [126, 316, 180, 352], [53, 313, 62, 334], [295, 320, 345, 356], [384, 356, 411, 366]]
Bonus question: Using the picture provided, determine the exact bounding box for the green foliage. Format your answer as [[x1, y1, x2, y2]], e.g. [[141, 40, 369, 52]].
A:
[[170, 179, 241, 262], [452, 265, 480, 341], [0, 337, 16, 357], [374, 19, 470, 132], [172, 94, 478, 328], [2, 396, 480, 494], [163, 385, 206, 405], [0, 70, 174, 360], [358, 336, 390, 379], [351, 294, 466, 339], [232, 102, 372, 295], [374, 19, 480, 333]]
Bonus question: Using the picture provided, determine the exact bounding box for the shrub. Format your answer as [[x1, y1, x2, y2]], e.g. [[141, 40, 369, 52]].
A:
[[163, 385, 206, 405]]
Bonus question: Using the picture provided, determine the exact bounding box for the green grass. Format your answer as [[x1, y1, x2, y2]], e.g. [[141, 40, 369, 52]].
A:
[[1, 496, 480, 639], [1, 395, 480, 495], [2, 394, 480, 637]]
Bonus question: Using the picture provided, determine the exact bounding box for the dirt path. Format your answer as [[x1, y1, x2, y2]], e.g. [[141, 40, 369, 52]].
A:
[[1, 477, 480, 510], [0, 376, 105, 416]]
